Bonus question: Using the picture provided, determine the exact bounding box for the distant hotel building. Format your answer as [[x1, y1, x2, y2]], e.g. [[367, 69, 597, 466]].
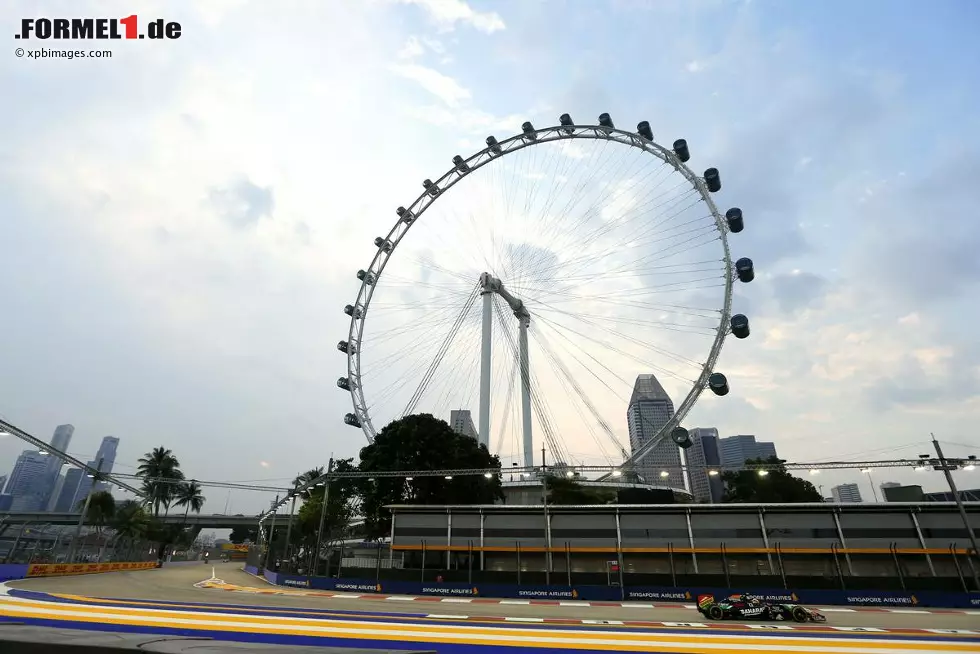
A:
[[831, 483, 863, 503], [719, 434, 779, 470], [687, 428, 725, 503], [450, 410, 479, 441], [626, 374, 679, 484]]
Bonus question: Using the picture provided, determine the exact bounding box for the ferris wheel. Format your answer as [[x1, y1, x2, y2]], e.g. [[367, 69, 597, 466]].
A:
[[337, 113, 754, 472]]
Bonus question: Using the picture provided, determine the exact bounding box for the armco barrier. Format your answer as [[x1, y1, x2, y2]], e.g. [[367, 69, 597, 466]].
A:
[[25, 561, 157, 578], [265, 573, 980, 609]]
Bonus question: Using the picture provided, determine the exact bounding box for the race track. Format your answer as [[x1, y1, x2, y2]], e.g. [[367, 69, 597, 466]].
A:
[[2, 563, 977, 653]]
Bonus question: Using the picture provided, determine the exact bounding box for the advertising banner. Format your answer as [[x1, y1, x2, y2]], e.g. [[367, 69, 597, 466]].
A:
[[26, 560, 156, 578], [279, 575, 980, 609]]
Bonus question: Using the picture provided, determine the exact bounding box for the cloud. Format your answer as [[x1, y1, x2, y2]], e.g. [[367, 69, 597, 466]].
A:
[[396, 0, 506, 33], [397, 36, 425, 59], [208, 177, 275, 229], [389, 63, 472, 107], [769, 271, 829, 314]]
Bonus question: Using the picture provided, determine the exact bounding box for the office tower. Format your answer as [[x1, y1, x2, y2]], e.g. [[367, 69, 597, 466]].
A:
[[54, 467, 85, 512], [626, 374, 679, 484], [449, 410, 479, 441], [831, 483, 863, 503], [0, 475, 7, 494], [47, 472, 66, 511], [689, 428, 725, 503], [719, 434, 780, 470], [39, 424, 74, 509], [92, 436, 120, 493], [755, 441, 778, 460], [6, 450, 51, 510]]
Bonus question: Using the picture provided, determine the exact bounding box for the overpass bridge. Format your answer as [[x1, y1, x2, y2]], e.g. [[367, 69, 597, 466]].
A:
[[0, 512, 260, 532]]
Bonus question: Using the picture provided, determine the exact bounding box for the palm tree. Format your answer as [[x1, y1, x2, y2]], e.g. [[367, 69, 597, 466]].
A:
[[174, 481, 206, 524], [77, 490, 116, 561], [136, 447, 184, 517], [293, 467, 324, 500], [109, 500, 149, 560]]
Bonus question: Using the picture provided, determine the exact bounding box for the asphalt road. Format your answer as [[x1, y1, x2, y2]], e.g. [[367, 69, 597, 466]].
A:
[[10, 564, 979, 631]]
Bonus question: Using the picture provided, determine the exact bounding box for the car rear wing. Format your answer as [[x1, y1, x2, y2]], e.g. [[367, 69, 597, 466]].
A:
[[696, 594, 715, 610]]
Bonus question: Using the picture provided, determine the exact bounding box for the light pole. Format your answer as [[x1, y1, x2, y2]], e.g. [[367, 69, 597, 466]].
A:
[[262, 495, 279, 571], [930, 434, 980, 577], [69, 457, 103, 563], [310, 458, 334, 581], [861, 468, 879, 502]]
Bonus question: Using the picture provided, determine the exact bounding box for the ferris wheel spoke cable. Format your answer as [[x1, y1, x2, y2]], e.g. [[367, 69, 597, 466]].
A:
[[531, 327, 624, 463], [542, 174, 692, 275], [402, 284, 480, 415], [534, 189, 706, 286], [492, 354, 519, 456], [537, 306, 707, 371], [531, 329, 617, 465], [546, 164, 687, 268], [491, 296, 568, 464], [533, 310, 692, 386]]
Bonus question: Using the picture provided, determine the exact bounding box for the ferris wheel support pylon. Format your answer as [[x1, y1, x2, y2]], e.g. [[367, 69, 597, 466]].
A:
[[479, 290, 492, 450], [478, 272, 534, 467]]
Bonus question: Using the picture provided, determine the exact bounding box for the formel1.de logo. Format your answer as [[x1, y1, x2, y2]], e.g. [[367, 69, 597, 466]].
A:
[[15, 16, 181, 40]]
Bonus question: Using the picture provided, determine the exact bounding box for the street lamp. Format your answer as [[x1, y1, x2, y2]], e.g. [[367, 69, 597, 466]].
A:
[[860, 468, 879, 502]]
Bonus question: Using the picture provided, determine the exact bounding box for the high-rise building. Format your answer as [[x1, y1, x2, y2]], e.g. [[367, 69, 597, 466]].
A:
[[39, 424, 74, 509], [449, 410, 479, 441], [54, 467, 85, 512], [719, 435, 779, 470], [52, 436, 121, 511], [831, 483, 863, 503], [6, 450, 51, 510], [755, 441, 778, 460], [0, 475, 7, 494], [92, 436, 120, 493], [626, 374, 679, 484], [688, 428, 725, 503]]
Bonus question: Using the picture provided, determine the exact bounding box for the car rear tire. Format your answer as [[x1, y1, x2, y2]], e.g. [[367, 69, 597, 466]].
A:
[[708, 605, 724, 620], [791, 607, 808, 623]]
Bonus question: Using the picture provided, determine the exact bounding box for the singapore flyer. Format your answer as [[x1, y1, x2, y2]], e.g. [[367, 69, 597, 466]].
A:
[[338, 113, 754, 478]]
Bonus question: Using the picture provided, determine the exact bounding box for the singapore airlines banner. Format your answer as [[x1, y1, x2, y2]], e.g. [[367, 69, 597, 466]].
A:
[[26, 561, 157, 577]]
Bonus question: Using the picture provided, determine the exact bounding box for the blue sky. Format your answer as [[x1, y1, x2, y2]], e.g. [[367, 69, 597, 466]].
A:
[[1, 0, 979, 512]]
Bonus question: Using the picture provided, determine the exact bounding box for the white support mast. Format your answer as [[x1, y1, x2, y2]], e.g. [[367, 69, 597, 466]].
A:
[[478, 272, 533, 466], [478, 290, 493, 449]]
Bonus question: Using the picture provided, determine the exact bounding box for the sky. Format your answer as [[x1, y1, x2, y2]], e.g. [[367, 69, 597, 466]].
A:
[[2, 0, 980, 514]]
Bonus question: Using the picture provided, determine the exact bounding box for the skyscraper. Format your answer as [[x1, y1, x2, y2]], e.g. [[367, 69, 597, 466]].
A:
[[831, 483, 863, 503], [719, 435, 779, 470], [626, 374, 679, 484], [52, 436, 120, 511], [688, 428, 724, 503], [449, 410, 479, 441], [6, 450, 51, 510], [39, 424, 74, 508], [92, 436, 120, 493]]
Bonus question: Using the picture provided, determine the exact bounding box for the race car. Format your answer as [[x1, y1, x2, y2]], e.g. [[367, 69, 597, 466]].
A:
[[697, 593, 827, 623]]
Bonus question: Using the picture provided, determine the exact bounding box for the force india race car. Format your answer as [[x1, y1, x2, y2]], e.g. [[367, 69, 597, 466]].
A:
[[697, 593, 827, 623]]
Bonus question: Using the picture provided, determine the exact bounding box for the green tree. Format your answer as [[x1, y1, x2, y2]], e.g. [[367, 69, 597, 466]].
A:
[[545, 476, 615, 505], [109, 500, 150, 559], [77, 490, 116, 537], [229, 525, 258, 544], [174, 481, 206, 524], [136, 447, 185, 517], [358, 413, 503, 539], [294, 458, 360, 548], [293, 467, 325, 500], [722, 456, 823, 503]]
